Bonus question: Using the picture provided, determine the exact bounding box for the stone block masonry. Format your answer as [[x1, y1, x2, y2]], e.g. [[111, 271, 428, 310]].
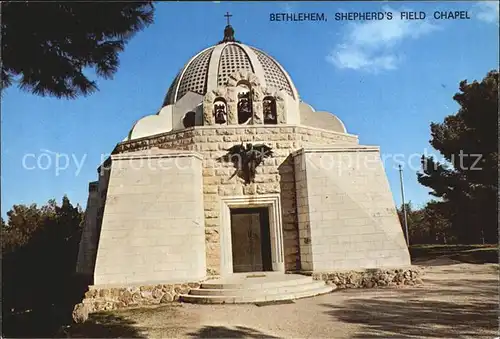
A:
[[72, 281, 202, 323], [92, 149, 206, 285], [113, 125, 359, 275], [292, 146, 411, 271], [310, 267, 423, 289], [113, 125, 358, 154], [76, 181, 99, 275], [194, 126, 303, 274]]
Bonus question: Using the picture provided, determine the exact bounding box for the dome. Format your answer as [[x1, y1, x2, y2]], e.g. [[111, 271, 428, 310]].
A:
[[163, 25, 299, 106]]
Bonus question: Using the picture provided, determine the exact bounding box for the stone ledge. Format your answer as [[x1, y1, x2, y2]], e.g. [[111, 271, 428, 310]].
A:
[[72, 281, 201, 323], [111, 148, 203, 161], [295, 267, 423, 289], [291, 145, 380, 157], [113, 124, 359, 154]]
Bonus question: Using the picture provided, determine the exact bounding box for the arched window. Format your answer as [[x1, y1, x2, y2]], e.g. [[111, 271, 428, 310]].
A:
[[263, 96, 277, 124], [236, 82, 253, 124], [237, 92, 252, 124], [213, 97, 228, 125]]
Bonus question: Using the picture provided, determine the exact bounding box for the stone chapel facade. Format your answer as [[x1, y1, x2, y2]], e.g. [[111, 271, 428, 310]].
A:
[[76, 23, 411, 287]]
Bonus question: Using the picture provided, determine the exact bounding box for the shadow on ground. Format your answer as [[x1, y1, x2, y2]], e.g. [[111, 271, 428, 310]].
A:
[[322, 271, 498, 338], [3, 308, 68, 338], [59, 312, 146, 338], [409, 244, 498, 266], [188, 325, 281, 338], [2, 273, 92, 338]]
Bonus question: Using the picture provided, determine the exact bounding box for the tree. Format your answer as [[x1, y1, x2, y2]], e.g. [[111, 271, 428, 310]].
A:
[[2, 196, 85, 337], [417, 70, 498, 244], [1, 203, 51, 252], [420, 201, 453, 244], [1, 2, 154, 99], [397, 202, 453, 245], [397, 202, 420, 244]]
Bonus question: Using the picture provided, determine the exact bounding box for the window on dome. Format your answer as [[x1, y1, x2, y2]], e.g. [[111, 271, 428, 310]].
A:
[[263, 96, 277, 125], [237, 84, 252, 124], [213, 98, 228, 125]]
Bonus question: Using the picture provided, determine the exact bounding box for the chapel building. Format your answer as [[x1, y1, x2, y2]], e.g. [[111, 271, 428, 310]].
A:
[[76, 21, 411, 289]]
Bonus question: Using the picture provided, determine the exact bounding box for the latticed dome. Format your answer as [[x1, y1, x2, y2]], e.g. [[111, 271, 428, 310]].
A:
[[163, 25, 298, 106]]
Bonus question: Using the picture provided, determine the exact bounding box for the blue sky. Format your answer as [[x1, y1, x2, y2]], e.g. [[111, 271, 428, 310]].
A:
[[1, 1, 498, 216]]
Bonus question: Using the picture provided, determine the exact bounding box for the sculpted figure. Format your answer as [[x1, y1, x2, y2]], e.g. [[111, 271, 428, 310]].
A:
[[213, 100, 228, 124], [263, 96, 277, 124], [218, 143, 273, 184], [237, 91, 253, 124]]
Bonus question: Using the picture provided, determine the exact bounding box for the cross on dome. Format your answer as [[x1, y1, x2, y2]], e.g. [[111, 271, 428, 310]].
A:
[[219, 11, 239, 44], [224, 11, 232, 26]]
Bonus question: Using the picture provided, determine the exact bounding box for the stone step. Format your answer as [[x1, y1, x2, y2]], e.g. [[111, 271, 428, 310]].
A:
[[190, 280, 327, 296], [179, 285, 333, 304], [200, 275, 314, 290]]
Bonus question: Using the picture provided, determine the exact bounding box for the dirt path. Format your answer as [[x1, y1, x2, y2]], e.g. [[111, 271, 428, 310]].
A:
[[70, 263, 499, 338]]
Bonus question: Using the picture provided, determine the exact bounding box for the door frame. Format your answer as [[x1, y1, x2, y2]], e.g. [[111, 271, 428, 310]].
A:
[[219, 194, 285, 277]]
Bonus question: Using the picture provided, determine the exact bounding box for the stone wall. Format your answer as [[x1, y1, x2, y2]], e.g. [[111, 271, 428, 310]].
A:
[[113, 125, 358, 154], [95, 161, 111, 254], [310, 267, 423, 289], [92, 149, 206, 285], [112, 125, 358, 275], [72, 281, 201, 323], [76, 182, 99, 275], [292, 146, 411, 271], [72, 267, 423, 323], [190, 126, 357, 274], [294, 156, 312, 271], [196, 128, 299, 274]]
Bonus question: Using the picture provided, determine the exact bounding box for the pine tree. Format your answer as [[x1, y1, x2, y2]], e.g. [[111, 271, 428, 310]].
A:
[[417, 70, 498, 244], [1, 2, 154, 98]]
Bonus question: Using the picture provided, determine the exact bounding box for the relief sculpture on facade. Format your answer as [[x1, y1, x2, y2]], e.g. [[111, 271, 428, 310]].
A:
[[218, 142, 273, 184]]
